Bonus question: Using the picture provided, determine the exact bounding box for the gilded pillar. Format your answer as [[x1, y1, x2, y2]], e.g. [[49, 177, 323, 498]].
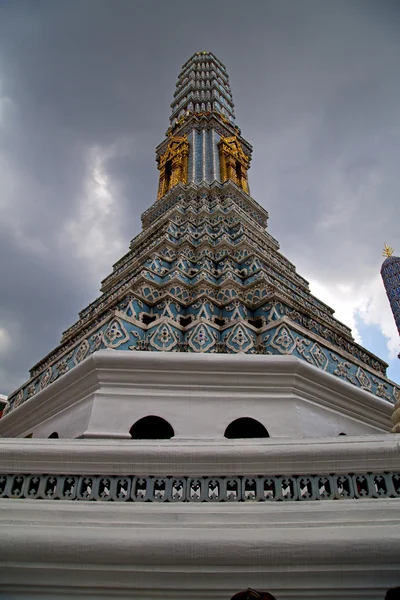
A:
[[157, 136, 189, 200], [225, 154, 236, 183], [239, 164, 249, 194], [218, 135, 250, 194]]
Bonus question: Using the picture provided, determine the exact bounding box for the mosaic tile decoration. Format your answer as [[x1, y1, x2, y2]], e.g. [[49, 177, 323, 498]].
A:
[[4, 53, 399, 416]]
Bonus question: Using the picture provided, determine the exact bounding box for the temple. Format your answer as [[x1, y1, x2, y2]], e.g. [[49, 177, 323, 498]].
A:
[[0, 52, 399, 599]]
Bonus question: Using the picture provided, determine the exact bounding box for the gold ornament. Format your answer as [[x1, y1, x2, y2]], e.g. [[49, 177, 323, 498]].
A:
[[157, 136, 189, 200], [382, 243, 395, 257], [218, 135, 250, 194]]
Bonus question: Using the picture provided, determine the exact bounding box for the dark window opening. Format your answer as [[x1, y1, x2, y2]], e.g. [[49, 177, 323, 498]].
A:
[[224, 417, 269, 439], [214, 317, 226, 326], [235, 162, 242, 187], [339, 432, 347, 436], [164, 160, 172, 192], [248, 318, 263, 328], [48, 432, 59, 439], [179, 315, 192, 327], [130, 416, 175, 440], [142, 314, 157, 326]]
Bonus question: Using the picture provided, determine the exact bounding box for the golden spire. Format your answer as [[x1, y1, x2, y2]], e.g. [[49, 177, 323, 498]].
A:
[[382, 243, 395, 257]]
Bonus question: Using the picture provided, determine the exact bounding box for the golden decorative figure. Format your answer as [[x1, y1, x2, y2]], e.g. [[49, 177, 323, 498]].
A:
[[382, 243, 395, 258], [218, 135, 250, 194], [218, 112, 230, 125], [157, 136, 189, 200]]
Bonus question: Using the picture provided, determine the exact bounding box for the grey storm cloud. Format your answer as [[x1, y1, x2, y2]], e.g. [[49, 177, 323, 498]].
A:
[[0, 0, 400, 394]]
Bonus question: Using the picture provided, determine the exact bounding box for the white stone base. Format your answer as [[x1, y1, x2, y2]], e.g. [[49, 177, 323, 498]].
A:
[[0, 436, 399, 598], [1, 498, 400, 599], [0, 350, 397, 598], [0, 351, 392, 439]]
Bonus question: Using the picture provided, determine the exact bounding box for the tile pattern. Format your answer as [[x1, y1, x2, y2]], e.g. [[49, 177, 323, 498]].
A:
[[4, 53, 399, 416]]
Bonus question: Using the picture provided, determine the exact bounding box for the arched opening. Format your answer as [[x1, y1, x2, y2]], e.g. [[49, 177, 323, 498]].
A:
[[339, 432, 347, 436], [231, 590, 276, 600], [224, 417, 269, 439], [48, 432, 59, 439], [130, 416, 175, 440]]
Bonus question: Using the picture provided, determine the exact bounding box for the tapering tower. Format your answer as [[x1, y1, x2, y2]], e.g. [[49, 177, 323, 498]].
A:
[[156, 52, 251, 197], [1, 53, 400, 600], [1, 52, 399, 438], [381, 244, 400, 337], [381, 244, 400, 433]]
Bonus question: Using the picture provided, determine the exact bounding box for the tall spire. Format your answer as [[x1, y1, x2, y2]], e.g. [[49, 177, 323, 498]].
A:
[[156, 52, 251, 199], [170, 52, 235, 126], [2, 52, 399, 419], [381, 245, 400, 338]]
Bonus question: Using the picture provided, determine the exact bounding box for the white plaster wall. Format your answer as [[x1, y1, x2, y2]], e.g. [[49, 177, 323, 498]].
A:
[[85, 389, 384, 440], [295, 398, 384, 437], [86, 388, 296, 439], [17, 397, 94, 439]]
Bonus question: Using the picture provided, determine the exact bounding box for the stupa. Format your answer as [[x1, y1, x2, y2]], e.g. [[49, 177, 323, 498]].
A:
[[0, 52, 399, 600], [381, 243, 400, 432], [381, 243, 400, 337]]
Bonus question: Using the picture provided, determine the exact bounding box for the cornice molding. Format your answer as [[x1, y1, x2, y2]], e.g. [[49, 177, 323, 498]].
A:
[[0, 434, 398, 475], [0, 351, 392, 438]]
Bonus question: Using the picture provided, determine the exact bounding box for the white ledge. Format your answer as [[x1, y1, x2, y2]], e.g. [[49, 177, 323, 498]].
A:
[[0, 351, 393, 439], [0, 435, 398, 475], [0, 499, 400, 596]]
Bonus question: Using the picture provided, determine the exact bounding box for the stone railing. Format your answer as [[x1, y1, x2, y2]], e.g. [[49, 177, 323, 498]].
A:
[[1, 471, 399, 503]]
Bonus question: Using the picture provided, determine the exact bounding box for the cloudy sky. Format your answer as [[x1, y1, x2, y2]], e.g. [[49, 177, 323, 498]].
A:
[[0, 0, 399, 395]]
